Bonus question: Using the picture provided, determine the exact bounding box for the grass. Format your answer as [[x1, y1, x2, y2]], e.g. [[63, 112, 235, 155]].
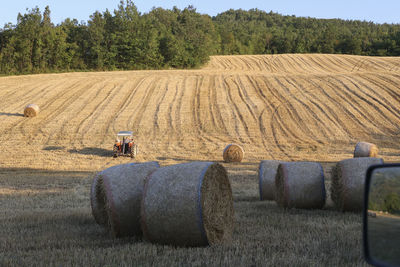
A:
[[368, 215, 400, 265], [0, 163, 367, 266]]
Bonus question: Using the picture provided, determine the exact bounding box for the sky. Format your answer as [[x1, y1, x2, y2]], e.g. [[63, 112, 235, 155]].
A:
[[1, 0, 399, 27]]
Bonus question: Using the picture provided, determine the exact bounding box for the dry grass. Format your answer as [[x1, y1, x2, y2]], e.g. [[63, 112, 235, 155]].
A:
[[0, 164, 367, 266], [0, 54, 399, 171], [1, 54, 399, 265]]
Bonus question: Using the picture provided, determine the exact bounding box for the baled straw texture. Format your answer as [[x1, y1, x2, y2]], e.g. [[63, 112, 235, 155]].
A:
[[91, 161, 160, 237], [258, 160, 284, 201], [331, 157, 383, 212], [354, 142, 378, 158], [275, 162, 326, 209], [90, 174, 108, 226], [24, 104, 40, 117], [223, 144, 244, 163], [141, 162, 234, 247]]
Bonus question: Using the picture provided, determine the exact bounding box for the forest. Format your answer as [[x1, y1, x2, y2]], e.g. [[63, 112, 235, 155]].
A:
[[0, 0, 399, 75]]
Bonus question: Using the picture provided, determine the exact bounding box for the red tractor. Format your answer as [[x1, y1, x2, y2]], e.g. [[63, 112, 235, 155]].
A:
[[113, 131, 138, 158]]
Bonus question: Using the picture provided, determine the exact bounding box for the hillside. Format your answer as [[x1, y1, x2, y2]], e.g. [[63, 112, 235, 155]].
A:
[[1, 53, 399, 266], [0, 54, 399, 171]]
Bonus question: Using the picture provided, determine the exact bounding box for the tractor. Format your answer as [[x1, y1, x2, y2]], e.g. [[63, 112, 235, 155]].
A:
[[113, 131, 138, 158]]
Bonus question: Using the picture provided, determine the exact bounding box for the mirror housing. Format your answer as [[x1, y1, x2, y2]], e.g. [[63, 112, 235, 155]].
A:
[[364, 164, 400, 267]]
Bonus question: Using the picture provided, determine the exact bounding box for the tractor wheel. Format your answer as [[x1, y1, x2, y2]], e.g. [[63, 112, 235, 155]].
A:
[[113, 145, 118, 158], [131, 144, 138, 158]]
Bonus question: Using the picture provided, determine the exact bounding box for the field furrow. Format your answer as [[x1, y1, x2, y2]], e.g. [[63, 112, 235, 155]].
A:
[[0, 54, 399, 169]]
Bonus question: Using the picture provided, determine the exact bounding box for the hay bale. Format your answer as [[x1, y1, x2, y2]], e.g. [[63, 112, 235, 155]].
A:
[[90, 161, 160, 237], [275, 162, 326, 209], [331, 157, 383, 212], [24, 104, 40, 117], [90, 174, 108, 226], [354, 142, 378, 157], [258, 160, 284, 201], [223, 144, 244, 163], [141, 162, 234, 247]]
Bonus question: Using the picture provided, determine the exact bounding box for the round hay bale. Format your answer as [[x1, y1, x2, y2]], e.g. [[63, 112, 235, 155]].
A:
[[90, 161, 160, 237], [223, 144, 244, 163], [24, 104, 40, 117], [354, 142, 378, 158], [90, 174, 108, 226], [258, 160, 284, 201], [141, 162, 234, 247], [275, 162, 326, 209], [331, 157, 383, 212]]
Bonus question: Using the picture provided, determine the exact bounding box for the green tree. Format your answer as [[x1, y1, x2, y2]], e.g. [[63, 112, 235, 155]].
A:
[[384, 193, 400, 214]]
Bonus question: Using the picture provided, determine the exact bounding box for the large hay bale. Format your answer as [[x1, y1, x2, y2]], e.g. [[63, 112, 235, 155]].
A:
[[24, 104, 40, 117], [275, 162, 326, 209], [354, 142, 378, 157], [223, 144, 244, 163], [141, 162, 234, 247], [90, 174, 108, 226], [331, 157, 383, 212], [258, 160, 284, 201], [90, 161, 160, 237]]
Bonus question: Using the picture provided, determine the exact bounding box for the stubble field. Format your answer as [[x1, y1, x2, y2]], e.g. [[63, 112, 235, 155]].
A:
[[1, 54, 400, 266]]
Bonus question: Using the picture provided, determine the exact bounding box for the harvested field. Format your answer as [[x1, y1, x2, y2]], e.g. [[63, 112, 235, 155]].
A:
[[1, 54, 399, 170], [1, 54, 399, 265]]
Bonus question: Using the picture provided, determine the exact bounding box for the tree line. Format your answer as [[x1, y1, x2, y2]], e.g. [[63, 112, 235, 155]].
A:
[[0, 1, 399, 75]]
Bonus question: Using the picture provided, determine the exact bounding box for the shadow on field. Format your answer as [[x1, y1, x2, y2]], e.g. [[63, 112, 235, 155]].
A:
[[0, 112, 24, 117], [156, 156, 224, 163], [43, 146, 65, 151], [68, 147, 112, 157]]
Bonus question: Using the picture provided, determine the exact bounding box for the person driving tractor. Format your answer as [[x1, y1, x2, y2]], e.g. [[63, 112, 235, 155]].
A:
[[113, 131, 137, 158]]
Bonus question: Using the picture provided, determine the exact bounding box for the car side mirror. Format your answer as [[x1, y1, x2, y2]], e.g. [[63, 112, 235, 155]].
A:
[[364, 164, 400, 267]]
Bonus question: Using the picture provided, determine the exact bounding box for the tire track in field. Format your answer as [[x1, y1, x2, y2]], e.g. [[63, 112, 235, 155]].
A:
[[0, 80, 64, 112], [170, 76, 188, 151], [231, 75, 261, 144], [0, 78, 80, 133], [283, 76, 337, 141], [153, 77, 172, 134], [0, 79, 85, 139], [352, 75, 400, 123], [283, 76, 333, 142], [45, 81, 113, 145], [329, 76, 390, 134], [323, 76, 382, 136], [191, 75, 218, 152], [68, 81, 123, 147], [307, 76, 370, 138], [244, 75, 278, 158], [264, 77, 303, 159], [303, 77, 354, 137], [115, 77, 149, 134], [124, 76, 159, 147], [26, 79, 99, 145], [361, 73, 400, 103], [342, 75, 400, 131], [223, 75, 253, 144], [104, 77, 156, 145], [155, 77, 182, 153], [206, 76, 232, 145], [271, 77, 320, 142]]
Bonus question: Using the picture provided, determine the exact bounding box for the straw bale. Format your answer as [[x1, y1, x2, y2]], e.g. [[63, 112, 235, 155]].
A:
[[141, 162, 234, 247], [90, 174, 108, 226], [223, 144, 244, 163], [331, 157, 383, 212], [258, 160, 284, 201], [24, 104, 40, 117], [275, 162, 326, 209], [354, 142, 378, 158], [91, 161, 160, 237]]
